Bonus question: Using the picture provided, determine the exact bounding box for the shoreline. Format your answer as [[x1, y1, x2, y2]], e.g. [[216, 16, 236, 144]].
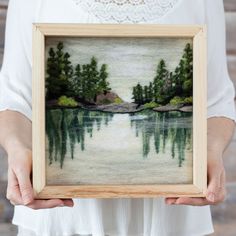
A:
[[46, 101, 193, 113]]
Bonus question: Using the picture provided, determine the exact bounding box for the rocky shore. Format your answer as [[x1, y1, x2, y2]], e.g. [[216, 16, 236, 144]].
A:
[[46, 91, 192, 113], [81, 102, 146, 113], [47, 100, 192, 113], [153, 104, 193, 113]]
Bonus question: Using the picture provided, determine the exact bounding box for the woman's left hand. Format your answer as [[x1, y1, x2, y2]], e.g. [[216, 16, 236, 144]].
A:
[[165, 151, 227, 206]]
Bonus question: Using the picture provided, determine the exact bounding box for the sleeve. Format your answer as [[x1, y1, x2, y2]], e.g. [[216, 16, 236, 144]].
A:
[[0, 0, 36, 121], [206, 0, 236, 122]]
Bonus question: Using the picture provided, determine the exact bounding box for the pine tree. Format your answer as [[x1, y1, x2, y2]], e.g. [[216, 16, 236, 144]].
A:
[[89, 57, 100, 102], [46, 42, 73, 100], [132, 86, 138, 103], [98, 64, 111, 95], [174, 43, 193, 97], [71, 64, 82, 98], [144, 85, 149, 103], [46, 47, 59, 99], [136, 83, 144, 105], [82, 64, 94, 102], [148, 82, 153, 102], [153, 59, 168, 103]]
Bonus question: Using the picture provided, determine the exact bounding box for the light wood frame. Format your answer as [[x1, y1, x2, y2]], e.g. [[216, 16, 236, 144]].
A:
[[32, 24, 207, 199]]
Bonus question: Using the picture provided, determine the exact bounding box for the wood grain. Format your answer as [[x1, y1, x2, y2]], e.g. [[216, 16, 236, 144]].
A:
[[35, 23, 204, 37], [38, 185, 204, 199], [32, 25, 46, 195], [193, 27, 207, 195]]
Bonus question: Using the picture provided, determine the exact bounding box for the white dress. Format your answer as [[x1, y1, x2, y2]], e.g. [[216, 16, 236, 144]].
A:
[[0, 0, 235, 235]]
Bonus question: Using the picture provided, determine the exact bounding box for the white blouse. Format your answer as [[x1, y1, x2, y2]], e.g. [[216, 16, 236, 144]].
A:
[[0, 0, 235, 235]]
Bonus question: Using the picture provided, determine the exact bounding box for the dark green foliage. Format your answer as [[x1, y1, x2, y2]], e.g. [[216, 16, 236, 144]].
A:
[[98, 64, 111, 95], [46, 43, 112, 104], [46, 42, 74, 100], [46, 108, 113, 168], [153, 59, 169, 103], [148, 82, 154, 102], [174, 43, 193, 97], [70, 57, 111, 103], [132, 43, 193, 106], [130, 110, 192, 165]]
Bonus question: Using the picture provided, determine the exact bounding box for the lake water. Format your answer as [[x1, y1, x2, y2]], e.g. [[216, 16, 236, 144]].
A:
[[46, 108, 193, 185]]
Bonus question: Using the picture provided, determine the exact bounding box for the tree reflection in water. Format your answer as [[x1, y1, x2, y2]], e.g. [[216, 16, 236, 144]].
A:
[[130, 110, 192, 167], [46, 108, 192, 168], [46, 108, 113, 168]]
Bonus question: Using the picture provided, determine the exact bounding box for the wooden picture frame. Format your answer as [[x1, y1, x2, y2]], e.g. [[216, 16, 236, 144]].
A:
[[32, 24, 207, 199]]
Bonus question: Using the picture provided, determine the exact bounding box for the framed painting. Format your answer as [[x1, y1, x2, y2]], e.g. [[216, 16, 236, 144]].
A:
[[32, 24, 207, 198]]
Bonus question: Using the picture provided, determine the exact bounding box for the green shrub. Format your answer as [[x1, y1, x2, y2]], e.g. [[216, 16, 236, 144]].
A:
[[144, 101, 159, 109], [169, 96, 185, 106], [114, 97, 123, 104], [184, 96, 193, 105], [57, 96, 78, 107]]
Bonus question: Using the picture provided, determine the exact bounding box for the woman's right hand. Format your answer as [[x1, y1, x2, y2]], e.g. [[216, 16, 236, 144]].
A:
[[7, 146, 74, 209], [0, 110, 73, 210]]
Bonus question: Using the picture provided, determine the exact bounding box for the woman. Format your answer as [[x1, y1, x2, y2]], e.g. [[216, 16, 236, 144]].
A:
[[0, 0, 235, 235]]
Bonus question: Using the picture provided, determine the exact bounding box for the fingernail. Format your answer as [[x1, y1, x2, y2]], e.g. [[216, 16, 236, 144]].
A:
[[166, 200, 175, 205], [59, 203, 65, 207], [207, 193, 215, 202]]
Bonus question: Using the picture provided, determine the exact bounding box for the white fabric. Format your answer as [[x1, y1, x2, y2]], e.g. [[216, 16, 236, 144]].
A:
[[0, 0, 235, 235], [73, 0, 179, 23]]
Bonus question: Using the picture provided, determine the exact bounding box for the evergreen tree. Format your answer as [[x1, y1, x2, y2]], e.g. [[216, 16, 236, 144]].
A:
[[46, 47, 59, 99], [98, 64, 111, 95], [69, 57, 111, 103], [71, 64, 82, 98], [82, 64, 93, 102], [153, 59, 168, 103], [174, 43, 193, 97], [132, 86, 138, 103], [89, 57, 100, 102], [131, 43, 193, 106], [46, 42, 73, 100], [136, 83, 144, 104], [148, 82, 153, 102], [144, 85, 150, 103]]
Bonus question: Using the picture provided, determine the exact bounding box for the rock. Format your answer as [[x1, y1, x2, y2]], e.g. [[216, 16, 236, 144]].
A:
[[179, 106, 193, 112], [95, 91, 123, 105], [153, 104, 184, 112], [46, 99, 58, 107], [83, 102, 146, 113]]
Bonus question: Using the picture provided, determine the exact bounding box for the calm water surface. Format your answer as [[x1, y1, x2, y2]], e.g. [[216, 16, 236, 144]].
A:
[[46, 108, 193, 185]]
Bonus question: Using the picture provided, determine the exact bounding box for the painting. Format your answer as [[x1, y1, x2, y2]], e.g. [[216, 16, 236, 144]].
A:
[[32, 24, 207, 198]]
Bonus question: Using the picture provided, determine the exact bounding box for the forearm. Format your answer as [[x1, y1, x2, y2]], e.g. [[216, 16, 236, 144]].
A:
[[207, 117, 235, 159], [0, 110, 32, 154]]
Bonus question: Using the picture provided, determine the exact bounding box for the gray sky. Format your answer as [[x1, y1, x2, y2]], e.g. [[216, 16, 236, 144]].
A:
[[46, 37, 192, 102]]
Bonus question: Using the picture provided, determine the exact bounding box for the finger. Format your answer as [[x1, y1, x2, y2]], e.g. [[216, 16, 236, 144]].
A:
[[206, 166, 223, 203], [173, 197, 210, 206], [27, 199, 72, 210], [15, 167, 34, 205], [63, 199, 74, 207], [6, 168, 23, 205], [165, 198, 178, 205]]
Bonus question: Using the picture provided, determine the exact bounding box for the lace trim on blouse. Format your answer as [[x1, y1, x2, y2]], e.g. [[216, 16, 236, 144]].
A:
[[73, 0, 180, 23]]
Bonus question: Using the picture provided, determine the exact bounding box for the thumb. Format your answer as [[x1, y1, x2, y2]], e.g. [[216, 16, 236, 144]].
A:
[[206, 166, 222, 203], [16, 168, 34, 205]]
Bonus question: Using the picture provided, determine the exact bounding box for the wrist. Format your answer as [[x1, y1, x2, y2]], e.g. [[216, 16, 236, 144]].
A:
[[207, 149, 224, 167], [6, 137, 31, 159]]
